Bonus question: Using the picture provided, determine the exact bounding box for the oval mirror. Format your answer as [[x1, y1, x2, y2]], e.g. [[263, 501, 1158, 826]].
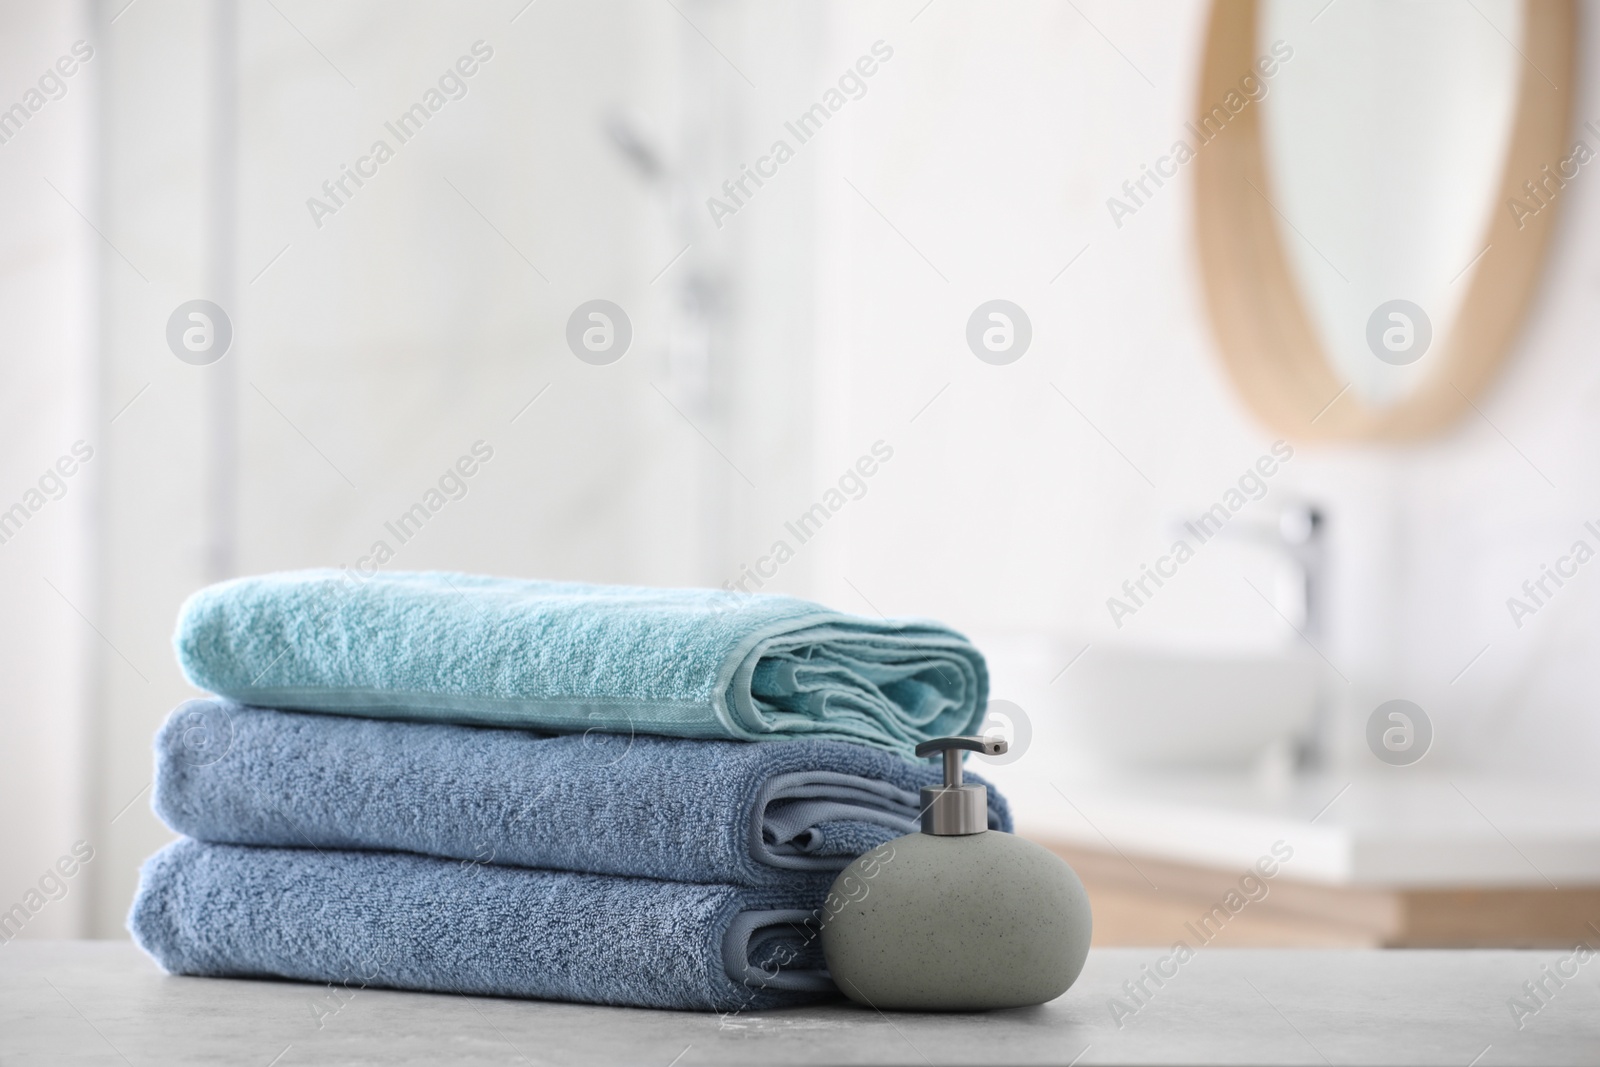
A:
[[1194, 0, 1575, 440]]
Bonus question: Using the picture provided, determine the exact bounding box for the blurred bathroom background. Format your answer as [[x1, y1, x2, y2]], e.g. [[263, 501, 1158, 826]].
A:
[[4, 0, 1599, 944]]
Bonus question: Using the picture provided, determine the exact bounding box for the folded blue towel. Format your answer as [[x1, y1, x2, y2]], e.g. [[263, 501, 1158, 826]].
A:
[[153, 700, 1010, 888], [130, 839, 843, 1011], [174, 570, 987, 757]]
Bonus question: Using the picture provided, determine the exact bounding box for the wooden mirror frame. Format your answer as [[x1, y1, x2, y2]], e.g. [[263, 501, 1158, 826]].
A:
[[1195, 0, 1576, 441]]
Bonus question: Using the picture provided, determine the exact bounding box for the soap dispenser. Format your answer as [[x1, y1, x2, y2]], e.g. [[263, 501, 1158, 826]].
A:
[[820, 735, 1092, 1010]]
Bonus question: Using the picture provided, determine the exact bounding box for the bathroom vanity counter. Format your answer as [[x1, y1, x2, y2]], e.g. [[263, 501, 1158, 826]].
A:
[[3, 941, 1593, 1065], [1011, 771, 1600, 887], [1002, 771, 1600, 947]]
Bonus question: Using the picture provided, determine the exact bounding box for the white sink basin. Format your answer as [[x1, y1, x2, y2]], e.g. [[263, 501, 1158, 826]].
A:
[[1055, 646, 1318, 770]]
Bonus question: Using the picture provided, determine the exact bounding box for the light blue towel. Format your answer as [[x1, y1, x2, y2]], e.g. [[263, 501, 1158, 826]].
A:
[[174, 570, 988, 756], [153, 700, 1010, 888], [130, 839, 841, 1011]]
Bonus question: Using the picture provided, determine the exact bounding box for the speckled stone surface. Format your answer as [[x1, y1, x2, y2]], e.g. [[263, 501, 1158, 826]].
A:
[[820, 831, 1092, 1010], [5, 942, 1600, 1064]]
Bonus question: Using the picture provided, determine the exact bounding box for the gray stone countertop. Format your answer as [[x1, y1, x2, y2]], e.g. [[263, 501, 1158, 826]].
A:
[[2, 942, 1596, 1065]]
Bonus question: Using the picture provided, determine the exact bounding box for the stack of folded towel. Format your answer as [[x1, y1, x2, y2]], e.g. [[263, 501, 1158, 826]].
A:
[[130, 570, 1009, 1011]]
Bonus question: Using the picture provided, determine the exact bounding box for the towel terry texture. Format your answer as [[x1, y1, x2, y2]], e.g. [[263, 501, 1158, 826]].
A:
[[174, 570, 988, 757], [130, 839, 835, 1011], [153, 700, 1011, 889]]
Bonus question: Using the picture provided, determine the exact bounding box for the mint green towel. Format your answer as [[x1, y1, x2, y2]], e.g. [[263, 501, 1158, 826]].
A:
[[174, 570, 987, 756]]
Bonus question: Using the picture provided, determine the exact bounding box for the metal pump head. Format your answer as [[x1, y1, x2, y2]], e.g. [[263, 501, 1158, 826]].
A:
[[914, 735, 1007, 835]]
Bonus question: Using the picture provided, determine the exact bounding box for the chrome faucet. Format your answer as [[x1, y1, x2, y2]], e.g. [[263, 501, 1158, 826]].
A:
[[1172, 500, 1329, 768]]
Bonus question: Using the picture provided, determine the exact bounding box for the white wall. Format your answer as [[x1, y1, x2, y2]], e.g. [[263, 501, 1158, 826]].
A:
[[0, 0, 99, 940]]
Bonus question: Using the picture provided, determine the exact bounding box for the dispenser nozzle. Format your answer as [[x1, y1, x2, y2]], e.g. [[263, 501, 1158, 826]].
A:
[[914, 735, 1006, 835]]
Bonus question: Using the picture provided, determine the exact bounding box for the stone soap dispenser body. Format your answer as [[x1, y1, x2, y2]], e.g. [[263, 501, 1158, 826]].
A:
[[821, 736, 1092, 1011]]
